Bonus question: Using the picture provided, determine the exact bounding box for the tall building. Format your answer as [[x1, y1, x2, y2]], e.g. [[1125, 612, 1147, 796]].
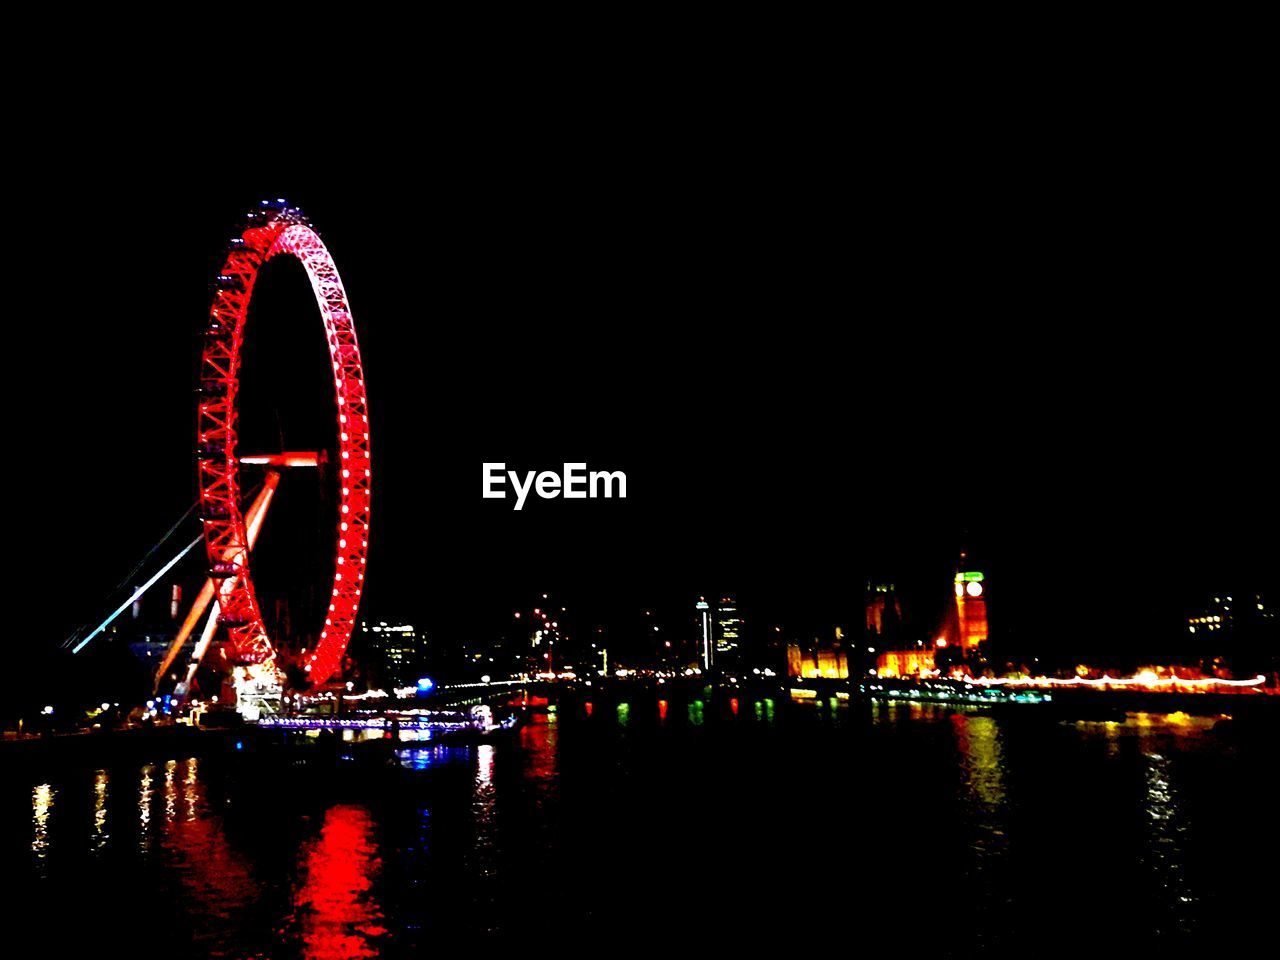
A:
[[1188, 591, 1272, 637], [874, 564, 987, 678], [951, 570, 989, 653], [715, 596, 742, 659], [1188, 591, 1275, 671], [866, 582, 902, 639], [360, 621, 420, 687], [696, 598, 712, 672]]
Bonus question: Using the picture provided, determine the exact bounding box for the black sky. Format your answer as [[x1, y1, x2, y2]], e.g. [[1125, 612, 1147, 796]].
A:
[[16, 122, 1277, 677]]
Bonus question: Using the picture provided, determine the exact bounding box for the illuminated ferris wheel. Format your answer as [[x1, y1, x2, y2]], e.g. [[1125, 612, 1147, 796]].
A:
[[191, 200, 370, 689]]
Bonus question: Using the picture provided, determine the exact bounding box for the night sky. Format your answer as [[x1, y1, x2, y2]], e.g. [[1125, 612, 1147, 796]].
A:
[[18, 145, 1276, 682]]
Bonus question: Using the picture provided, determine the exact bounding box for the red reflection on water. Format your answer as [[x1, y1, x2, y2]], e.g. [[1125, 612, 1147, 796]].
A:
[[730, 698, 740, 715], [584, 701, 593, 716], [658, 700, 669, 721], [291, 804, 387, 959], [520, 717, 558, 784]]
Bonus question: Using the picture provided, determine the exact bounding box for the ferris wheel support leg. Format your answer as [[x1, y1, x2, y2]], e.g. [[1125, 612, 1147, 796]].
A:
[[153, 581, 216, 693], [154, 473, 281, 694], [175, 600, 221, 708]]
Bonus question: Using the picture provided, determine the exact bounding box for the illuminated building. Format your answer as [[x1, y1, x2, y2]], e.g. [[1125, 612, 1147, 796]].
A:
[[787, 643, 849, 679], [951, 570, 989, 653], [865, 582, 902, 638], [876, 648, 936, 678], [786, 626, 850, 680], [696, 599, 712, 672], [715, 595, 742, 662], [873, 566, 986, 677], [1187, 591, 1276, 675], [360, 621, 420, 687], [1187, 592, 1272, 636]]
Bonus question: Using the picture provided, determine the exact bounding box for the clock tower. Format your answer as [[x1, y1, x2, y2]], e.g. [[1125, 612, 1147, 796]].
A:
[[953, 570, 989, 653]]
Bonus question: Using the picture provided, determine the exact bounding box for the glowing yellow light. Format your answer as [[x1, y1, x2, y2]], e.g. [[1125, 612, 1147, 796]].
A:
[[963, 673, 1267, 689]]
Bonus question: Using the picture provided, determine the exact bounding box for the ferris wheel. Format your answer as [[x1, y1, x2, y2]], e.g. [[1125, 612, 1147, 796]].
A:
[[69, 200, 371, 703], [195, 200, 370, 688]]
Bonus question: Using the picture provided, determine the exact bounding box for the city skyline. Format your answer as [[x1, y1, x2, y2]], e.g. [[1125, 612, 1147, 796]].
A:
[[9, 87, 1278, 953], [43, 553, 1277, 692]]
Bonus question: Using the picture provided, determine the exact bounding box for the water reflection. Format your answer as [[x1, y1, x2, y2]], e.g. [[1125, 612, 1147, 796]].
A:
[[13, 703, 1263, 950], [951, 714, 1008, 815], [139, 763, 154, 850], [92, 771, 108, 851], [477, 743, 495, 788], [160, 757, 257, 942], [164, 758, 177, 824], [184, 757, 199, 821], [1104, 718, 1123, 757], [1138, 740, 1198, 936], [521, 715, 558, 786], [469, 743, 500, 930], [288, 804, 386, 960], [400, 744, 469, 770], [953, 715, 1009, 876], [1069, 710, 1210, 937], [32, 783, 54, 871]]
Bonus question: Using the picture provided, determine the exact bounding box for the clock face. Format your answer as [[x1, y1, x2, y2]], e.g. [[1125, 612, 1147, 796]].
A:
[[955, 582, 965, 598], [966, 580, 984, 598]]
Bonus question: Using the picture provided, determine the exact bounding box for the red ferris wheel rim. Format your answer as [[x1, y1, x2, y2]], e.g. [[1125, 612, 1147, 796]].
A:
[[197, 200, 370, 688]]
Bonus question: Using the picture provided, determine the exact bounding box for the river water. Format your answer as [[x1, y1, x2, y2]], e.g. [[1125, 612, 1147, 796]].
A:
[[5, 694, 1272, 956]]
